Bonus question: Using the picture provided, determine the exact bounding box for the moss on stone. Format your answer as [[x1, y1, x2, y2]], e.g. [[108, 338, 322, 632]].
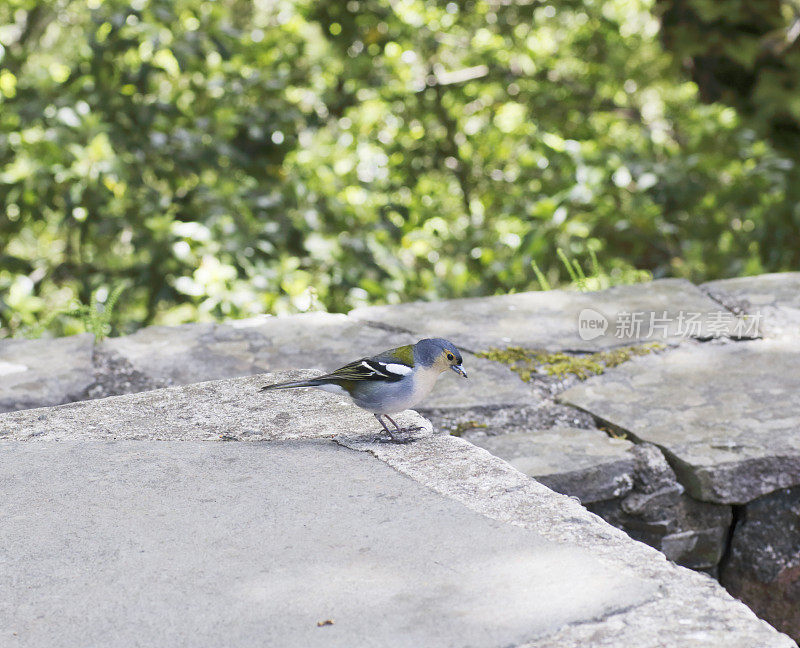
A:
[[451, 421, 488, 437], [478, 342, 665, 383]]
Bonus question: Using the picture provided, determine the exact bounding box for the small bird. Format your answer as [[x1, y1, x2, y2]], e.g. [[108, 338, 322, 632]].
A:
[[260, 338, 467, 440]]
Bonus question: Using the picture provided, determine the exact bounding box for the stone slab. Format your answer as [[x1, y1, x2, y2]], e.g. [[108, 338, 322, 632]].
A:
[[0, 375, 794, 647], [421, 353, 537, 410], [99, 314, 414, 385], [0, 440, 652, 648], [100, 313, 535, 411], [464, 427, 635, 503], [703, 272, 800, 338], [350, 279, 754, 353], [341, 437, 793, 648], [226, 312, 418, 373], [0, 334, 95, 413], [0, 370, 431, 442], [559, 339, 800, 504]]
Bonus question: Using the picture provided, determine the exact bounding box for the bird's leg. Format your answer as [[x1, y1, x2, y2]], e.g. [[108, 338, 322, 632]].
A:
[[383, 414, 402, 433], [383, 414, 423, 435], [374, 414, 398, 442], [373, 414, 418, 443]]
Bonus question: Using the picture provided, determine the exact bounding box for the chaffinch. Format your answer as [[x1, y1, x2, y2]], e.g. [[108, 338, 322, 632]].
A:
[[260, 338, 467, 440]]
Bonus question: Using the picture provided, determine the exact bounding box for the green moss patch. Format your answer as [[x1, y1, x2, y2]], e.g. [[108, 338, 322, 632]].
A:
[[450, 420, 489, 437], [478, 343, 665, 382]]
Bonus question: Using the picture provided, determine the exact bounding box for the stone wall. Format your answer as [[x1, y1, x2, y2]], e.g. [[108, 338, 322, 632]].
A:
[[2, 273, 799, 641]]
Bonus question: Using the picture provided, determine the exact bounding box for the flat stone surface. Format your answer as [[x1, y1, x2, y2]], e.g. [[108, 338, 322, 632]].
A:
[[703, 272, 800, 338], [0, 440, 651, 648], [99, 314, 414, 385], [559, 339, 800, 504], [0, 334, 95, 413], [422, 354, 537, 410], [0, 374, 793, 647], [350, 279, 753, 353], [464, 427, 635, 503], [101, 313, 533, 411], [0, 370, 430, 442], [225, 312, 418, 373]]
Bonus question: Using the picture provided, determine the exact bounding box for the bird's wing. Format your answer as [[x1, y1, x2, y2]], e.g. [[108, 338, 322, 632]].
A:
[[262, 345, 416, 391], [323, 356, 410, 383]]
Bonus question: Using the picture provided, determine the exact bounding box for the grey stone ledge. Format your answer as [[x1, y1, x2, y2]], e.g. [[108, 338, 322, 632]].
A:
[[102, 312, 535, 410], [0, 333, 95, 413], [702, 272, 800, 339], [463, 426, 636, 504], [0, 312, 536, 415], [0, 374, 792, 647], [99, 313, 417, 385], [350, 278, 755, 353], [560, 339, 800, 504]]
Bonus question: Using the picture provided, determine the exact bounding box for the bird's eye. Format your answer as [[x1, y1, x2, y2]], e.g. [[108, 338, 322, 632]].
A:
[[446, 352, 454, 361]]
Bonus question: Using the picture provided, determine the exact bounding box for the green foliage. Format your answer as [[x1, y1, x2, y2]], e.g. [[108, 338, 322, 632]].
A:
[[656, 0, 800, 270], [66, 283, 127, 341], [0, 0, 798, 337], [657, 0, 800, 152], [23, 284, 126, 341], [531, 260, 552, 292], [533, 249, 652, 292]]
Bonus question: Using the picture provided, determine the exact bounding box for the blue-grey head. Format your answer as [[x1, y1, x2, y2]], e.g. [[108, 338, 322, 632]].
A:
[[413, 338, 467, 378]]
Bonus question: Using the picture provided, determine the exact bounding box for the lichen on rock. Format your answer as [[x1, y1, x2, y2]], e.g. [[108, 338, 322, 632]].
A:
[[477, 342, 665, 382]]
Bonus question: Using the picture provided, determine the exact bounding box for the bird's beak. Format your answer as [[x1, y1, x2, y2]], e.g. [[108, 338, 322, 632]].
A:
[[451, 364, 468, 378]]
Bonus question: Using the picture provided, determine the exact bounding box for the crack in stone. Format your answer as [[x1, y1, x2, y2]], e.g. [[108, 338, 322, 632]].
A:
[[513, 596, 662, 647], [717, 503, 744, 577], [700, 285, 751, 318], [358, 319, 418, 337], [82, 347, 163, 401]]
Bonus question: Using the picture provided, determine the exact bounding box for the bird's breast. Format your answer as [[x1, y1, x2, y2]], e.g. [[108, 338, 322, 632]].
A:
[[348, 370, 441, 415]]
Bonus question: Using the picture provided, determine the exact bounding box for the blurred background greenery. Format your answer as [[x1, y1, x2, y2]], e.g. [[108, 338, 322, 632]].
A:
[[1, 0, 799, 338]]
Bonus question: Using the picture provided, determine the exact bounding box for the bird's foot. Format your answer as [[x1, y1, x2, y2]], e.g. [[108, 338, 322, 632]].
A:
[[396, 425, 425, 434], [373, 414, 425, 443], [372, 426, 424, 444]]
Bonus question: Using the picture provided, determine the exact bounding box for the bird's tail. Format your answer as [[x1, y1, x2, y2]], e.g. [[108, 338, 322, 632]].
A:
[[259, 377, 329, 391]]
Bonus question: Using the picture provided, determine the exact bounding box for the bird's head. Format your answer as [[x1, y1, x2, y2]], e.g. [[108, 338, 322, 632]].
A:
[[413, 338, 467, 378]]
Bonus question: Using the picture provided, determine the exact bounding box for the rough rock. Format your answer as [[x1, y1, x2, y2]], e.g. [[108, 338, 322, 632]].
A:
[[588, 445, 732, 570], [421, 353, 538, 409], [98, 314, 405, 386], [0, 334, 95, 413], [100, 313, 533, 410], [464, 427, 636, 504], [0, 370, 430, 442], [82, 347, 162, 400], [0, 374, 793, 647], [226, 312, 418, 372], [720, 485, 800, 643], [560, 339, 800, 503], [99, 321, 268, 386], [703, 272, 800, 338], [350, 279, 755, 353], [235, 314, 537, 410]]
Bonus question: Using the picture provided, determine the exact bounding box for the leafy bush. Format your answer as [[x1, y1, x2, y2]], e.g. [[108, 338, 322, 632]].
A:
[[0, 0, 797, 337]]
